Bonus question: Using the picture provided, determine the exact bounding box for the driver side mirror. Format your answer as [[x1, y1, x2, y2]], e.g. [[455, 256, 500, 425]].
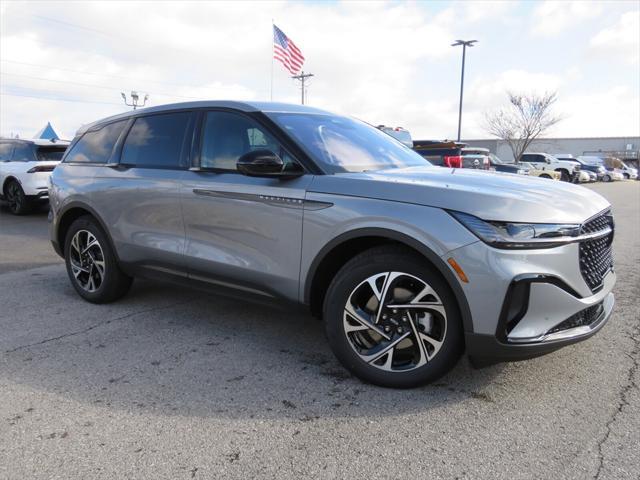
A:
[[237, 149, 302, 178]]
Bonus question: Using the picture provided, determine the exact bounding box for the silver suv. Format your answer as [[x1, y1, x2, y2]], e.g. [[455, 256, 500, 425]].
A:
[[49, 102, 616, 388]]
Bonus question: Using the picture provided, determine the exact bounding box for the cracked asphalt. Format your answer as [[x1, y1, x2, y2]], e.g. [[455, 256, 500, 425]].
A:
[[0, 182, 638, 479]]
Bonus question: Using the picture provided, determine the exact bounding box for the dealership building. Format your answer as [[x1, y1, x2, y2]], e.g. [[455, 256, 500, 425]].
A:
[[464, 136, 640, 167]]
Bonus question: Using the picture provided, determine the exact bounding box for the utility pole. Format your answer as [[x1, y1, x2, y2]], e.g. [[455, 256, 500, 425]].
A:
[[121, 91, 149, 110], [291, 71, 314, 105], [451, 39, 477, 141]]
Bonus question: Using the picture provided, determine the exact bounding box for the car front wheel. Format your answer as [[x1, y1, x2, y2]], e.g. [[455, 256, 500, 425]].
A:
[[323, 246, 463, 388], [64, 216, 133, 303]]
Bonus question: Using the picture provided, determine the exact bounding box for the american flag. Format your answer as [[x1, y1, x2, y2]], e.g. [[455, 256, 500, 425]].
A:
[[273, 25, 305, 75]]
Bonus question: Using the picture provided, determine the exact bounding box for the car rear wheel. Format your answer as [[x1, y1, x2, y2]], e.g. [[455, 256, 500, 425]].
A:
[[64, 216, 133, 303], [323, 246, 463, 388], [603, 174, 611, 182], [4, 180, 31, 215], [557, 170, 570, 182]]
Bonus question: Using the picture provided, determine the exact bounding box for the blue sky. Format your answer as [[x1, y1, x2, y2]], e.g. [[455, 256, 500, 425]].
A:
[[1, 0, 638, 140]]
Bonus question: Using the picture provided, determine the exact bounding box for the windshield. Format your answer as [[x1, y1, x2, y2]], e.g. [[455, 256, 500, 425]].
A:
[[579, 157, 603, 166], [36, 146, 67, 161], [267, 113, 430, 173]]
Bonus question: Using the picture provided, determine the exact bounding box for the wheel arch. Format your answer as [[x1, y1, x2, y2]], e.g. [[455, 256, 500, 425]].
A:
[[303, 228, 474, 333], [56, 202, 120, 261], [2, 175, 21, 193]]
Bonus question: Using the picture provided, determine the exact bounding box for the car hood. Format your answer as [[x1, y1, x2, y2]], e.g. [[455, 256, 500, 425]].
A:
[[310, 166, 610, 224]]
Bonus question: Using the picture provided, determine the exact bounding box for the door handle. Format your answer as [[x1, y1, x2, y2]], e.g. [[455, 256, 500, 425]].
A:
[[105, 162, 134, 170]]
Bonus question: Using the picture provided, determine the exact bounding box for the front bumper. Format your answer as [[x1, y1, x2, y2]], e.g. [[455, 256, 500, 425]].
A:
[[445, 237, 615, 364], [466, 284, 614, 364]]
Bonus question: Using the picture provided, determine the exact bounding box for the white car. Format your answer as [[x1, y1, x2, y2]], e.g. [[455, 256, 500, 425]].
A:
[[0, 138, 69, 214], [620, 161, 638, 180], [520, 152, 581, 182], [578, 170, 597, 183]]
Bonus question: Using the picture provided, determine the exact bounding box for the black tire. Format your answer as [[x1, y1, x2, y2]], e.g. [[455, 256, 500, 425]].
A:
[[557, 170, 570, 182], [3, 179, 31, 215], [623, 173, 629, 180], [603, 174, 611, 182], [64, 215, 133, 303], [323, 245, 464, 388]]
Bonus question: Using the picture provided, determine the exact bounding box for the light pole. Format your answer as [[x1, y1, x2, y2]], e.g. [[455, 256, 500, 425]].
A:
[[121, 91, 149, 110], [451, 39, 477, 141]]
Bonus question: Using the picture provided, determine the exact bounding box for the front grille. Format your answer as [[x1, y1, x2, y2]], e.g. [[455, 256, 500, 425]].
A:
[[547, 302, 604, 334], [579, 211, 614, 292]]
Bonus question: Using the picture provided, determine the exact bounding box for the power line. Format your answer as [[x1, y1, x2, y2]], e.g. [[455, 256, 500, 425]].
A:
[[0, 71, 204, 100], [0, 59, 197, 89], [31, 14, 122, 38], [0, 91, 123, 106]]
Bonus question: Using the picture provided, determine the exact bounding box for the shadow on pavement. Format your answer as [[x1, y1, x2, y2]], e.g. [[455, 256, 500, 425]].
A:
[[1, 267, 506, 422]]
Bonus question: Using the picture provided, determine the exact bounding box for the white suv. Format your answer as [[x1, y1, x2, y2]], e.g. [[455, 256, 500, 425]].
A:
[[0, 138, 69, 214], [520, 152, 581, 182]]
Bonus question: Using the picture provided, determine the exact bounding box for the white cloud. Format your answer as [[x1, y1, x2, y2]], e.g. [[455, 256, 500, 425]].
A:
[[590, 10, 640, 65], [0, 1, 638, 141], [531, 0, 603, 37], [557, 85, 640, 137]]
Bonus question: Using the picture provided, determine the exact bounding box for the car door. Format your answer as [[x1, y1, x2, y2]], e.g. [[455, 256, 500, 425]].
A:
[[90, 111, 195, 278], [180, 110, 313, 301]]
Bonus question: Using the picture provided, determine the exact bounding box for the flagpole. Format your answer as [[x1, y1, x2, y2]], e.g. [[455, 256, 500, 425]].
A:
[[270, 19, 274, 101]]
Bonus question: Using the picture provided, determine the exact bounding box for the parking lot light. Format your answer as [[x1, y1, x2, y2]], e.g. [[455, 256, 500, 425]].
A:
[[452, 39, 477, 141]]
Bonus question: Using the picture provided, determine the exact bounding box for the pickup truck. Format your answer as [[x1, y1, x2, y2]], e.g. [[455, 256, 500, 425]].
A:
[[520, 152, 581, 182]]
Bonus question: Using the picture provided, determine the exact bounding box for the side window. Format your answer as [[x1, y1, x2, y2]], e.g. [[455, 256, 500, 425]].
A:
[[121, 112, 193, 168], [0, 143, 13, 161], [521, 154, 535, 163], [65, 120, 127, 164], [11, 143, 35, 162], [200, 111, 298, 171]]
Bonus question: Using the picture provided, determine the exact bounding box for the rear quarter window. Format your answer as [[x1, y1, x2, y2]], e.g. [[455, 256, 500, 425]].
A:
[[64, 120, 127, 164], [121, 112, 193, 168], [11, 143, 36, 162]]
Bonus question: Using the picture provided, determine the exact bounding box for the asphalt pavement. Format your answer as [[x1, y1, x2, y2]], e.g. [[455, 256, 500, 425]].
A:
[[0, 182, 638, 479]]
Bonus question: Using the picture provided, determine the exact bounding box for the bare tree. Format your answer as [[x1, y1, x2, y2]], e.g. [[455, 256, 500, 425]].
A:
[[484, 91, 562, 163]]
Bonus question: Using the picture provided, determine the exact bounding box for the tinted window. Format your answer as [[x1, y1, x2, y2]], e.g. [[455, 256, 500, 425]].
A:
[[36, 146, 67, 161], [65, 120, 127, 163], [0, 143, 13, 161], [201, 111, 298, 171], [268, 113, 430, 173], [11, 143, 35, 162], [121, 112, 192, 168], [522, 154, 542, 163]]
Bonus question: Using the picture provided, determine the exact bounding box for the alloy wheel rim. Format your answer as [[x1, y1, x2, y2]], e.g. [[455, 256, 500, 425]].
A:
[[6, 183, 21, 212], [69, 230, 105, 292], [343, 271, 447, 372]]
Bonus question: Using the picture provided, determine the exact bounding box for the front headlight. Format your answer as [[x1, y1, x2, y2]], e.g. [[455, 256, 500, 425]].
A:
[[449, 211, 582, 249]]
